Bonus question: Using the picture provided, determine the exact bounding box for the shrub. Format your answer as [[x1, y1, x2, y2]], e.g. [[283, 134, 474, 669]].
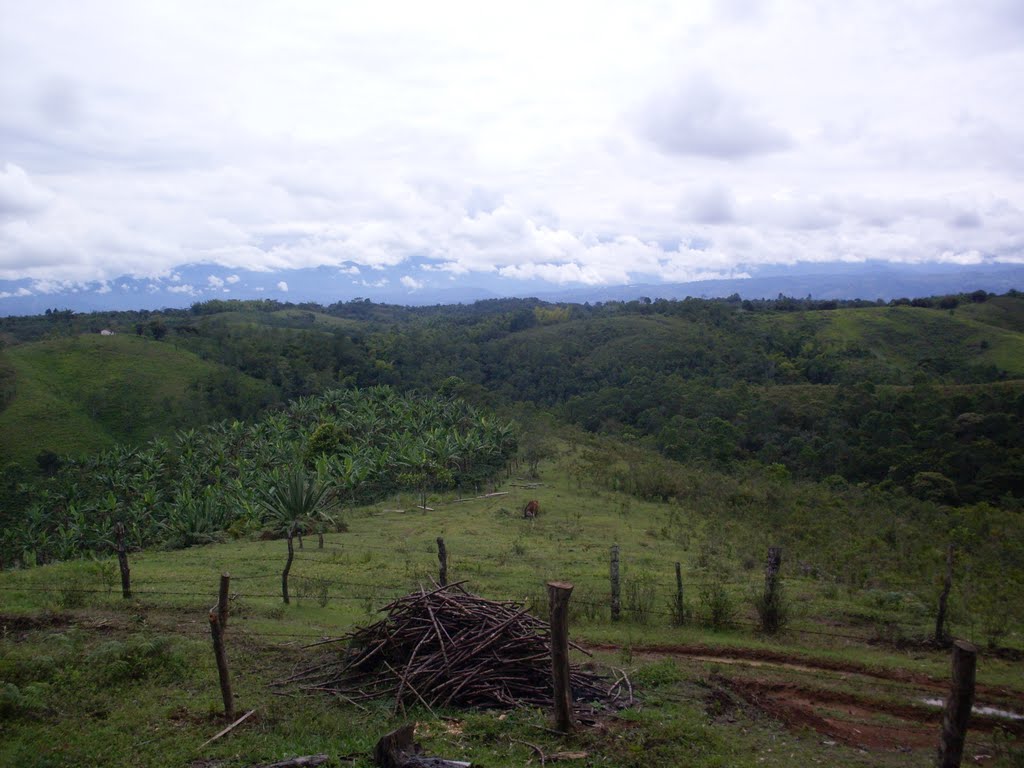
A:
[[698, 580, 736, 630], [86, 636, 186, 685], [0, 682, 50, 720], [633, 658, 683, 687], [754, 582, 789, 634], [624, 571, 657, 624]]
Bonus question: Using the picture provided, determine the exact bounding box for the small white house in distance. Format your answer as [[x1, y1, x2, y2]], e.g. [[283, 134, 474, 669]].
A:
[[99, 329, 114, 336]]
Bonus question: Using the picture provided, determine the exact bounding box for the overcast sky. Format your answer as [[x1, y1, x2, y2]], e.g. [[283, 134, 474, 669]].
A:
[[1, 0, 1023, 298]]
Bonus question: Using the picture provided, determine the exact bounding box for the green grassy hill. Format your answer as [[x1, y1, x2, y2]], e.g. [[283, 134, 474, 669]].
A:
[[773, 303, 1024, 379], [0, 333, 276, 467]]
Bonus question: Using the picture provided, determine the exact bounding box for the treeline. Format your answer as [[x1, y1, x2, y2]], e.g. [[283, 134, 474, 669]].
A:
[[3, 290, 1022, 507]]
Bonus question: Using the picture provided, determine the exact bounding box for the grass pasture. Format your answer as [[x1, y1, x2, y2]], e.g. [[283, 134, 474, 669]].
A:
[[2, 453, 1022, 767], [0, 334, 273, 466]]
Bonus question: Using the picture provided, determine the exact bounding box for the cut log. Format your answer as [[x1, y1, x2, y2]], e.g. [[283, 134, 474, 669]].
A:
[[374, 724, 474, 768]]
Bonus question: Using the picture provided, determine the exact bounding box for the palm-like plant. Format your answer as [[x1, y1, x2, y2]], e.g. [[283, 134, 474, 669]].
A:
[[257, 471, 333, 604]]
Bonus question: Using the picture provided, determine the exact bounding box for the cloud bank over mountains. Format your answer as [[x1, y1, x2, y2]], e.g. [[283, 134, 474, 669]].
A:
[[2, 0, 1023, 309]]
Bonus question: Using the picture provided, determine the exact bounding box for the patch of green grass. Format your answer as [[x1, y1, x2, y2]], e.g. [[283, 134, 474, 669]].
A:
[[0, 334, 273, 465], [1, 447, 1022, 766]]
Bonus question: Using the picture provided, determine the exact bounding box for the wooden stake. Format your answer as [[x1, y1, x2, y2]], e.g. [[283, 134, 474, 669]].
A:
[[437, 537, 448, 587], [609, 545, 621, 622], [282, 528, 295, 604], [674, 561, 685, 626], [936, 640, 976, 768], [547, 580, 575, 733], [218, 573, 230, 631], [765, 546, 782, 591], [114, 522, 131, 599], [208, 608, 234, 721], [935, 544, 954, 644]]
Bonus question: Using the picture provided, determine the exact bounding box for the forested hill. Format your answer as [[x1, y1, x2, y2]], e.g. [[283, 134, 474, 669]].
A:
[[2, 290, 1023, 507]]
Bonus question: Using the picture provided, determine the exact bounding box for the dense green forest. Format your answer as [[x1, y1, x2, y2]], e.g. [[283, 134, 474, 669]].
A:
[[3, 290, 1023, 509]]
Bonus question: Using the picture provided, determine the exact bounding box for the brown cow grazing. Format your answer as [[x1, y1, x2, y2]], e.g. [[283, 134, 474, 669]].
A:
[[523, 500, 540, 519]]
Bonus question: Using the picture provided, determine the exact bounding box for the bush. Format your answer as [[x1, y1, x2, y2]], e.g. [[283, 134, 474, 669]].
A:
[[698, 580, 736, 630], [55, 564, 91, 609], [0, 682, 49, 720], [668, 593, 691, 627], [754, 582, 789, 634], [85, 636, 186, 685], [624, 571, 657, 624]]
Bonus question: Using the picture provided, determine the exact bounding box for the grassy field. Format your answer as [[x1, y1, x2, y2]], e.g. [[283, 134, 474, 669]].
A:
[[0, 334, 273, 466], [777, 303, 1024, 377], [2, 450, 1022, 767]]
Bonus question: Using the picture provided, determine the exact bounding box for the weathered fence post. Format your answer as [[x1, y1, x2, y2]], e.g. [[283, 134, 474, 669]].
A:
[[610, 545, 621, 622], [547, 580, 575, 733], [208, 602, 234, 721], [282, 526, 295, 604], [765, 546, 782, 591], [759, 546, 784, 633], [114, 522, 131, 599], [936, 639, 977, 768], [437, 537, 448, 587], [674, 561, 685, 626], [218, 573, 230, 630], [935, 544, 955, 644]]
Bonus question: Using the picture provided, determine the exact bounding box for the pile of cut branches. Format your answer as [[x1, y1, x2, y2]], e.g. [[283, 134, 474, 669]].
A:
[[277, 582, 626, 714]]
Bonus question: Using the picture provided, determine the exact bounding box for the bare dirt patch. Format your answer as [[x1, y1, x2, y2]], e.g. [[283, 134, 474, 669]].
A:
[[586, 642, 1021, 698], [590, 642, 1024, 752]]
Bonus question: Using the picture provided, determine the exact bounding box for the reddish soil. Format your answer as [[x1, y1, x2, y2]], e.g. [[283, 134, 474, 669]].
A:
[[722, 678, 1023, 751], [589, 642, 1024, 751], [586, 641, 1021, 698]]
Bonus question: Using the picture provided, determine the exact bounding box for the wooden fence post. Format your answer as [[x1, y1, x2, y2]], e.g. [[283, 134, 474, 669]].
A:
[[765, 546, 782, 591], [760, 546, 784, 633], [208, 605, 234, 721], [610, 545, 621, 622], [547, 581, 575, 733], [936, 639, 977, 768], [282, 527, 295, 604], [674, 561, 685, 625], [114, 522, 131, 599], [935, 544, 954, 644], [218, 573, 230, 630], [437, 537, 448, 587]]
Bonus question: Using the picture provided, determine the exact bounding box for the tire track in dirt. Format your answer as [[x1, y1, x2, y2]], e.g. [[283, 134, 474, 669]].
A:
[[586, 642, 1022, 698], [588, 642, 1024, 752]]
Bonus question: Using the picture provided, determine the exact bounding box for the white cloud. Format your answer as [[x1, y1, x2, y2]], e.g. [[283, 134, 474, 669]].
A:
[[167, 284, 197, 294], [639, 73, 793, 159], [0, 287, 32, 298], [400, 275, 423, 290], [0, 1, 1021, 289], [0, 163, 55, 217], [276, 280, 288, 291]]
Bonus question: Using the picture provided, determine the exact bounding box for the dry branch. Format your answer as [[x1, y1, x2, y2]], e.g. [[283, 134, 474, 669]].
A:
[[276, 583, 619, 716]]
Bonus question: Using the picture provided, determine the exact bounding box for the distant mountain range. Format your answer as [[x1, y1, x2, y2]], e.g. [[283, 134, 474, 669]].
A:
[[2, 261, 1022, 315]]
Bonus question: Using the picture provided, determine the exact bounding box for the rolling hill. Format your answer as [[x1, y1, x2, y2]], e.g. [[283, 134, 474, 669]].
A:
[[0, 333, 277, 467]]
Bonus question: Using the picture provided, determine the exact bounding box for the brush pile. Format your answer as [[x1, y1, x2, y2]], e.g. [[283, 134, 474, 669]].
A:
[[278, 582, 622, 713]]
